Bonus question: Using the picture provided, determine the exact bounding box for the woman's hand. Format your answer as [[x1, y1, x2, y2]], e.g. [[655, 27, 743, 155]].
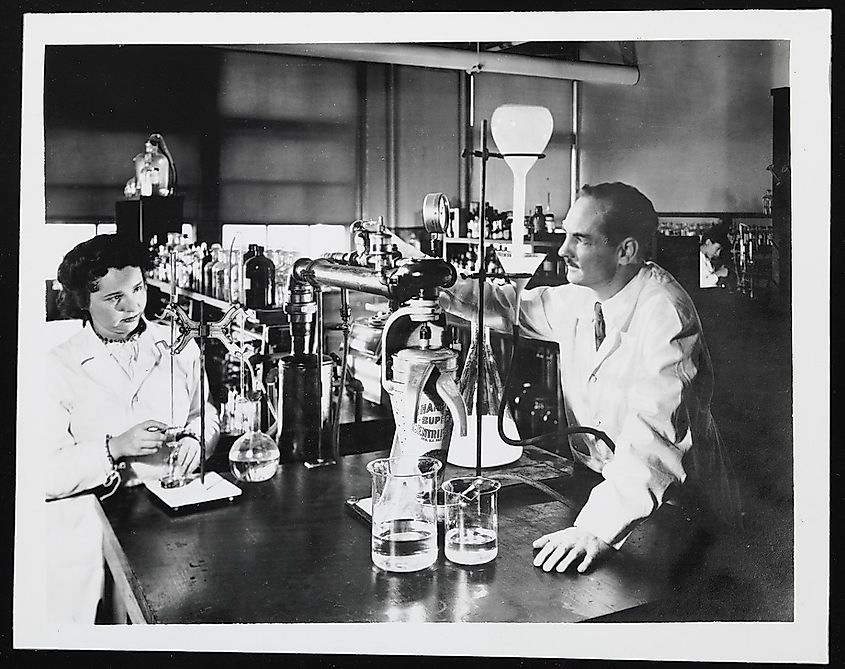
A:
[[532, 526, 612, 574], [108, 420, 168, 460], [171, 436, 202, 476]]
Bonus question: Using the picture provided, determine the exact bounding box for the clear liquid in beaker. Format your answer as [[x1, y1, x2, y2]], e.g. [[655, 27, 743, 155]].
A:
[[371, 518, 437, 572], [445, 526, 498, 565]]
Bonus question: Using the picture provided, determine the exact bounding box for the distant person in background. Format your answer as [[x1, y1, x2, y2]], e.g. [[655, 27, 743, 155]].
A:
[[46, 234, 219, 622], [699, 232, 729, 289]]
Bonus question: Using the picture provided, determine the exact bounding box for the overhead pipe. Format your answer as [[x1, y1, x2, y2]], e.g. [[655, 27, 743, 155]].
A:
[[237, 43, 640, 85]]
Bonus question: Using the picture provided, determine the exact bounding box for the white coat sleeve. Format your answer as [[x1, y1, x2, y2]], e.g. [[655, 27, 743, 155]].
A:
[[180, 341, 220, 458], [699, 252, 719, 288], [45, 352, 115, 500], [438, 273, 561, 341], [574, 297, 700, 548]]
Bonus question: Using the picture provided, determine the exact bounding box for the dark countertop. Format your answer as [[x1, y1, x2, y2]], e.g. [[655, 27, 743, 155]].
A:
[[101, 442, 698, 624]]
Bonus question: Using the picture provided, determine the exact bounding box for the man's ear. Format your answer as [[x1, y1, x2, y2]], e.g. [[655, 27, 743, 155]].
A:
[[617, 237, 639, 265]]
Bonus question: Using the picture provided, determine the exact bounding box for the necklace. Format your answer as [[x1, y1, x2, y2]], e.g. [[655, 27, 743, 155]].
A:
[[92, 319, 147, 345]]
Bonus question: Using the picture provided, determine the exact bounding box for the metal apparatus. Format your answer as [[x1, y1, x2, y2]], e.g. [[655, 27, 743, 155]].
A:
[[282, 216, 466, 469], [162, 251, 250, 486]]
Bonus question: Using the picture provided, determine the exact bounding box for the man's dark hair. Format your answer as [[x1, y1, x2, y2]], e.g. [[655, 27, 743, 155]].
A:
[[701, 228, 728, 247], [578, 182, 658, 252], [57, 234, 155, 320]]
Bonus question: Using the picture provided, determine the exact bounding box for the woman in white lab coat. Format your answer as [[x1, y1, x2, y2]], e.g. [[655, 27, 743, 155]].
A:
[[45, 234, 219, 623], [440, 183, 741, 575]]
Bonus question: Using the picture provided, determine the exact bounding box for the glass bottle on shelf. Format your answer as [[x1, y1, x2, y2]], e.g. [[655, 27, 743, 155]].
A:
[[199, 242, 214, 295], [204, 244, 221, 297], [211, 248, 228, 301], [244, 245, 276, 309], [447, 320, 522, 468], [190, 242, 204, 292], [274, 250, 294, 307], [531, 205, 544, 239], [223, 248, 243, 304], [228, 394, 280, 482]]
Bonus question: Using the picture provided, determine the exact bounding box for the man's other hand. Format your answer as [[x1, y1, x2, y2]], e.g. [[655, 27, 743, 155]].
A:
[[532, 526, 611, 573]]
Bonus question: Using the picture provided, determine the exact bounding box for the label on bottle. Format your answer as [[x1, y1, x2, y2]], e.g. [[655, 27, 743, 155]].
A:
[[243, 277, 251, 291], [413, 398, 446, 444]]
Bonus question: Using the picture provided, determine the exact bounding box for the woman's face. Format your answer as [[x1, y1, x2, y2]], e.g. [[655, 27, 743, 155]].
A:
[[87, 266, 147, 340]]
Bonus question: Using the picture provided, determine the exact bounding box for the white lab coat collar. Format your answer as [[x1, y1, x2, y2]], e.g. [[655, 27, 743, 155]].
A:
[[70, 319, 170, 396], [598, 264, 649, 335], [588, 265, 649, 374]]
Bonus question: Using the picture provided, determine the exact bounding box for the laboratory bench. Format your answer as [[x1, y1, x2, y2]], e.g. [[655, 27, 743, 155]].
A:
[[97, 430, 704, 625]]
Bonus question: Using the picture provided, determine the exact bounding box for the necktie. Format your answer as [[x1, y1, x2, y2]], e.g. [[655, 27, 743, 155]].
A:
[[594, 302, 606, 351]]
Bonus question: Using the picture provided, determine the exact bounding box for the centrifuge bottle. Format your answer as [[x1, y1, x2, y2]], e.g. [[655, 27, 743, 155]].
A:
[[447, 321, 523, 468]]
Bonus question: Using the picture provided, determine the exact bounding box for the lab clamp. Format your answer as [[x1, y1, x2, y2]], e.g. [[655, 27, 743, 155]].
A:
[[160, 252, 250, 487], [284, 216, 467, 470]]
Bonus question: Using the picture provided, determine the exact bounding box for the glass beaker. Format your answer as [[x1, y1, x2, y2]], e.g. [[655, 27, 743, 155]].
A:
[[228, 396, 280, 482], [442, 476, 501, 565], [367, 456, 442, 573], [159, 426, 193, 489], [448, 321, 523, 468]]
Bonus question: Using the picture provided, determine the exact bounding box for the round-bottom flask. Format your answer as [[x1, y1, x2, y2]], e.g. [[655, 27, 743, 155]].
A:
[[228, 397, 280, 482]]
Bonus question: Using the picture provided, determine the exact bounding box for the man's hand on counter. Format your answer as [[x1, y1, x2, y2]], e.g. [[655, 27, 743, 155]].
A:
[[532, 526, 611, 574]]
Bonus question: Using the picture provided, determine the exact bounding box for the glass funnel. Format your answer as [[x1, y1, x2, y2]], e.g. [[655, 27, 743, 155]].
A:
[[228, 395, 280, 482], [447, 321, 523, 468]]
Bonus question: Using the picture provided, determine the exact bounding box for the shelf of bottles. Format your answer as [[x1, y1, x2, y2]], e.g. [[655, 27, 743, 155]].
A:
[[657, 218, 721, 237], [151, 233, 296, 310], [733, 219, 774, 298], [443, 202, 567, 283]]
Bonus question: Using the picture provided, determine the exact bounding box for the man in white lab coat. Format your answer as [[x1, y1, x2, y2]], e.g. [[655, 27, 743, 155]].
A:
[[440, 182, 740, 575], [699, 232, 729, 289]]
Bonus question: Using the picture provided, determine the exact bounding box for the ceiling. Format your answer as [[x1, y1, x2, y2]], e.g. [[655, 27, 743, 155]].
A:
[[424, 41, 637, 67]]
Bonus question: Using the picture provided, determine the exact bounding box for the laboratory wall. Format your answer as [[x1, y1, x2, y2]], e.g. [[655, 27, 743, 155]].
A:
[[42, 41, 788, 243], [578, 40, 790, 214], [472, 72, 573, 219]]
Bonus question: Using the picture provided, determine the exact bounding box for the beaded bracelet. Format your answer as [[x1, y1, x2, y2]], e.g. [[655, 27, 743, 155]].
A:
[[104, 434, 126, 471]]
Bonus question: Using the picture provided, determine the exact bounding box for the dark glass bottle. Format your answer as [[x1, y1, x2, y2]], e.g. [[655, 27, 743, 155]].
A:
[[242, 243, 258, 267], [244, 245, 276, 309], [199, 242, 213, 295]]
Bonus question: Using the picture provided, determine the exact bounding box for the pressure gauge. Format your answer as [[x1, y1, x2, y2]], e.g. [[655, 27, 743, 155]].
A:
[[422, 193, 451, 234]]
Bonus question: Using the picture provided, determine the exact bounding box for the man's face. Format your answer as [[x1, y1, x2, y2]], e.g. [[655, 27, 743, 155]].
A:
[[87, 266, 147, 340], [557, 196, 620, 291], [702, 239, 722, 260]]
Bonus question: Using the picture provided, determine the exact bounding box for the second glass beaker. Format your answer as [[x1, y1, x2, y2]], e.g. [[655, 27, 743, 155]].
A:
[[367, 456, 442, 573], [442, 476, 501, 565]]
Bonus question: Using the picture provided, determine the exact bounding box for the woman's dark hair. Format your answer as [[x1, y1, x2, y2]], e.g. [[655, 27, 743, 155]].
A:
[[578, 182, 659, 252], [57, 234, 155, 320]]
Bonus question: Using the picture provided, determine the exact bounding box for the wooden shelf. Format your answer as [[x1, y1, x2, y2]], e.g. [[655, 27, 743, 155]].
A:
[[148, 278, 231, 311], [444, 236, 564, 248], [146, 278, 284, 342]]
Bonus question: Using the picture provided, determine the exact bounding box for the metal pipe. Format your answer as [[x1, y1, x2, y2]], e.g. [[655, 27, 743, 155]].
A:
[[293, 257, 457, 303], [570, 79, 581, 207], [251, 43, 640, 85], [299, 259, 392, 298], [476, 120, 488, 478], [386, 64, 397, 227]]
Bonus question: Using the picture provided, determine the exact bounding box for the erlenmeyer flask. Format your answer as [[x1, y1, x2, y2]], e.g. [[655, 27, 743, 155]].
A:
[[228, 395, 280, 482], [447, 321, 523, 468]]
